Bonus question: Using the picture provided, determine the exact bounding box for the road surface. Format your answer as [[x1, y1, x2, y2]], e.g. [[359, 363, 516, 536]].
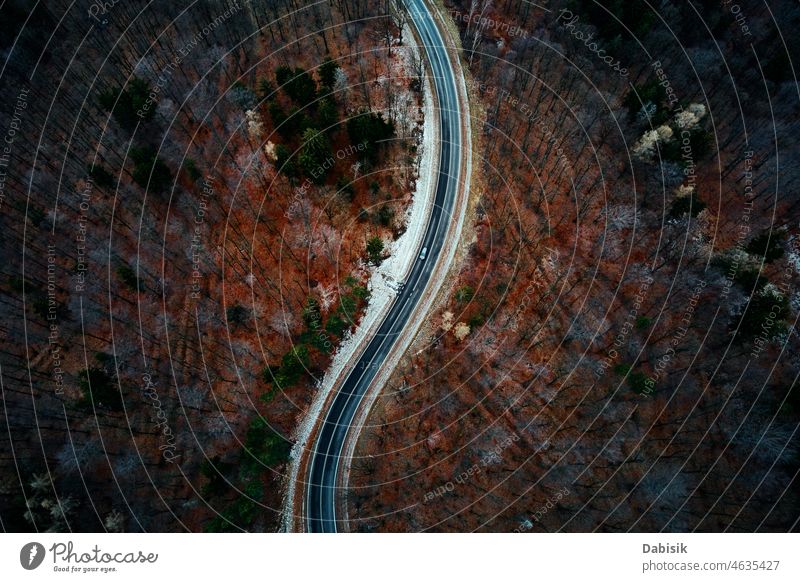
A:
[[304, 0, 464, 532]]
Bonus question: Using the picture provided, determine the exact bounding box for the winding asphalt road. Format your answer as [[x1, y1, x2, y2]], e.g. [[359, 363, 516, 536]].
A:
[[304, 0, 464, 532]]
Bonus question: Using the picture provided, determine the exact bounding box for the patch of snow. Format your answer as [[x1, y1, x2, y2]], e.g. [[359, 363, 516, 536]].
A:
[[633, 125, 673, 159], [245, 109, 263, 139]]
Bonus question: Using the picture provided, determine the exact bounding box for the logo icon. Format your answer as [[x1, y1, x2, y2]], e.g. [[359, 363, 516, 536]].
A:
[[20, 542, 46, 570]]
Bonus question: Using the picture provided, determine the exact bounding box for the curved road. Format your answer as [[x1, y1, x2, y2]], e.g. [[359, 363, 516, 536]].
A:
[[304, 0, 464, 532]]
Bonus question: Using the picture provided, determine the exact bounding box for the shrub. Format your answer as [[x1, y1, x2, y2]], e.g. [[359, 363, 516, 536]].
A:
[[624, 80, 668, 122], [468, 313, 485, 328], [88, 164, 115, 189], [659, 128, 711, 165], [276, 66, 317, 106], [339, 293, 357, 319], [735, 268, 768, 293], [316, 97, 338, 129], [350, 283, 369, 301], [302, 297, 321, 329], [183, 159, 201, 182], [229, 81, 256, 109], [274, 345, 309, 388], [98, 77, 155, 130], [746, 230, 785, 263], [268, 100, 288, 128], [116, 264, 142, 292], [366, 236, 385, 265], [204, 413, 290, 532], [735, 289, 789, 341], [130, 146, 172, 193], [205, 496, 258, 532], [613, 363, 632, 376], [274, 143, 297, 179], [336, 175, 355, 201], [455, 285, 475, 303], [298, 128, 331, 184], [628, 371, 650, 394], [269, 102, 313, 140], [258, 78, 275, 101], [347, 111, 394, 162], [200, 456, 234, 498], [376, 205, 394, 227], [79, 365, 122, 410], [243, 417, 291, 470], [260, 385, 278, 404], [669, 192, 706, 218], [325, 314, 348, 338], [226, 303, 248, 326], [318, 57, 340, 93], [261, 364, 280, 384]]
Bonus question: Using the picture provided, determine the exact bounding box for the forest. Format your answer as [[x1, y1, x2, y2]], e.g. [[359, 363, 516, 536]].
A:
[[348, 0, 800, 532], [0, 0, 423, 532], [1, 0, 798, 534]]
